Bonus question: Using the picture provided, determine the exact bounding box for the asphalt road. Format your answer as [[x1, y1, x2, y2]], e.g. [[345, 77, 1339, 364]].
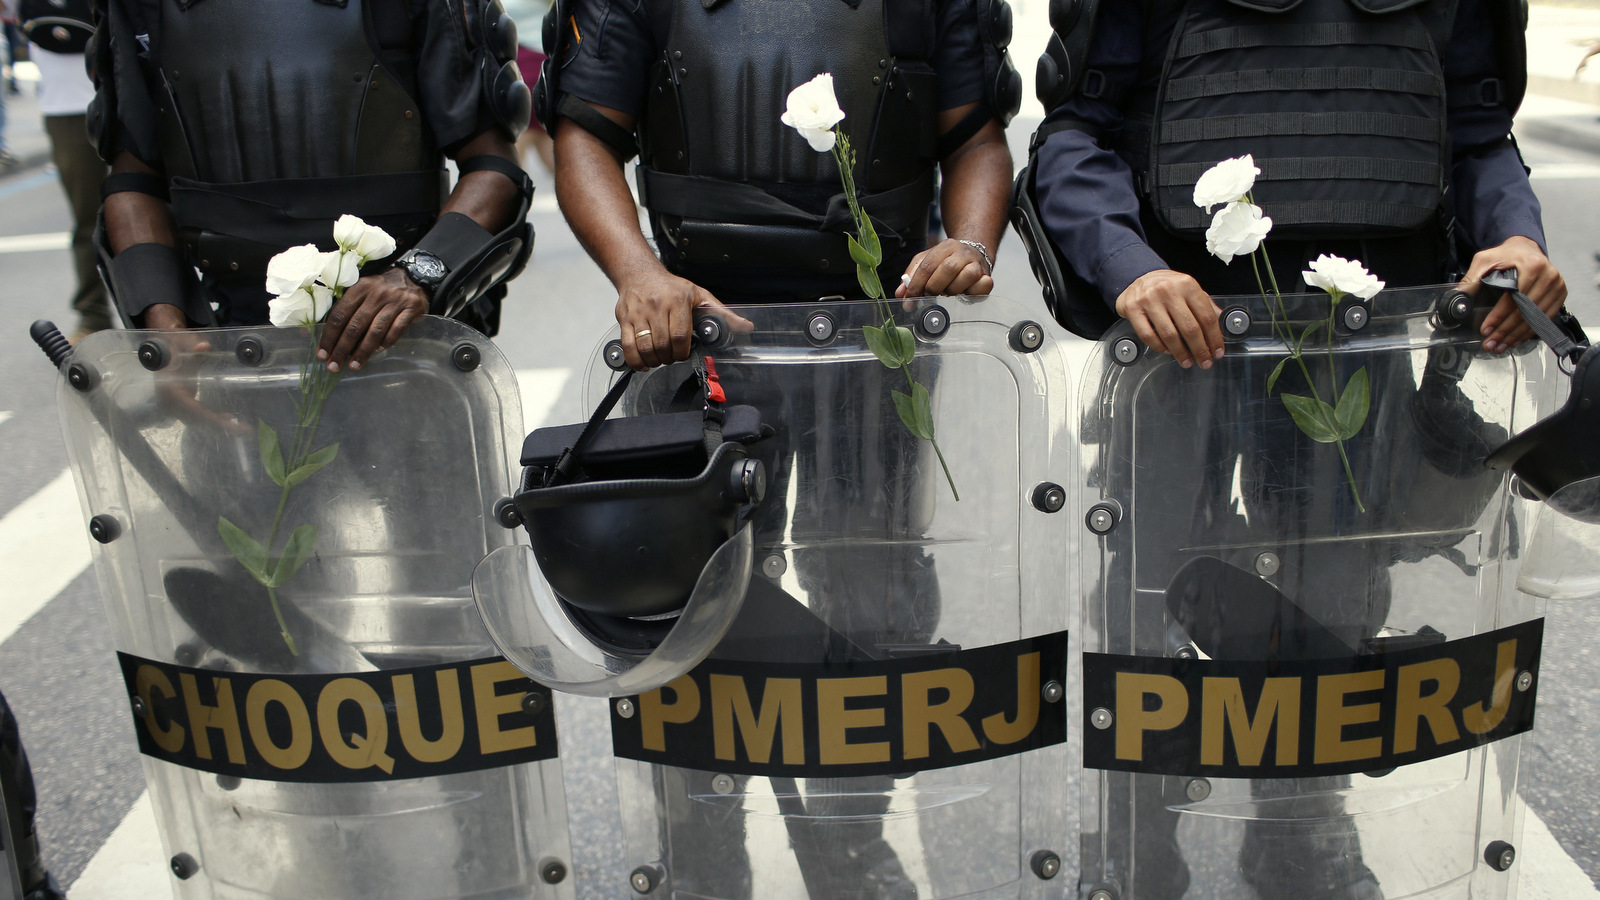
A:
[[0, 120, 1598, 898]]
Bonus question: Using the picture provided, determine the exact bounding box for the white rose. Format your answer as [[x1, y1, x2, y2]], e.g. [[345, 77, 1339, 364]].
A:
[[353, 223, 397, 263], [1205, 201, 1272, 265], [317, 250, 360, 290], [1193, 155, 1261, 213], [333, 214, 367, 252], [264, 244, 326, 296], [1302, 254, 1385, 300], [780, 74, 845, 153], [269, 285, 336, 327]]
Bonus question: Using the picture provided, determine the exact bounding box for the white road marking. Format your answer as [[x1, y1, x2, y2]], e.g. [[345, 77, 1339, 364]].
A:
[[515, 368, 572, 432], [0, 470, 91, 642], [0, 232, 70, 254], [1529, 163, 1600, 180], [0, 412, 12, 428], [66, 793, 170, 900]]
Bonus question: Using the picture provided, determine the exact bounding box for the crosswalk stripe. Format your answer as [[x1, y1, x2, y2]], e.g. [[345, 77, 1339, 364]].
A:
[[516, 367, 572, 433], [0, 470, 90, 642], [0, 232, 70, 254], [66, 794, 168, 900], [0, 412, 12, 427]]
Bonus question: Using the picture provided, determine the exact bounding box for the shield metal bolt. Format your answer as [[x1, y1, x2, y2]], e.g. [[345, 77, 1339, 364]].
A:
[[1042, 681, 1064, 703], [494, 498, 522, 530], [1091, 707, 1113, 730], [711, 774, 735, 795], [696, 315, 725, 347], [1174, 644, 1197, 660], [1486, 840, 1516, 872], [89, 514, 120, 544], [138, 339, 170, 371], [1031, 483, 1066, 514], [1086, 502, 1120, 535], [540, 858, 568, 884], [1029, 850, 1061, 880], [130, 695, 147, 718], [807, 313, 836, 344], [919, 305, 950, 338], [604, 340, 628, 371], [1223, 308, 1251, 336], [616, 698, 636, 719], [67, 362, 97, 393], [630, 864, 664, 894], [1185, 778, 1211, 802], [170, 853, 199, 880], [762, 554, 788, 578], [1112, 337, 1141, 365], [1255, 552, 1281, 577], [1441, 292, 1474, 328], [522, 692, 546, 717], [1516, 670, 1534, 692], [235, 336, 265, 367], [451, 342, 481, 372], [1010, 320, 1045, 353], [1343, 304, 1369, 331], [1089, 891, 1116, 900]]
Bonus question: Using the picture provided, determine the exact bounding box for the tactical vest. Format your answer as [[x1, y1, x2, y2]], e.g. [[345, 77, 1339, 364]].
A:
[[635, 0, 940, 299], [1116, 0, 1457, 241], [149, 0, 444, 280]]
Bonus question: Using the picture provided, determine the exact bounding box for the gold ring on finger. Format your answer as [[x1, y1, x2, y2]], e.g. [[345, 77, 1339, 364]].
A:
[[635, 329, 653, 340]]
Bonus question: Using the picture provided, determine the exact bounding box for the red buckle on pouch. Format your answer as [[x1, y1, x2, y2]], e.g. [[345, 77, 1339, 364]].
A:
[[703, 356, 727, 404]]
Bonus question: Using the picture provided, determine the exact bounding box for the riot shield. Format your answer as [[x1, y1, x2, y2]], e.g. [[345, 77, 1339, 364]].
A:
[[1079, 284, 1550, 900], [53, 319, 574, 899], [573, 297, 1077, 899]]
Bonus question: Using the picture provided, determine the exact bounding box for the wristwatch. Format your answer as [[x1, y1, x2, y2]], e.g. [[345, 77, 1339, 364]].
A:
[[396, 248, 449, 295]]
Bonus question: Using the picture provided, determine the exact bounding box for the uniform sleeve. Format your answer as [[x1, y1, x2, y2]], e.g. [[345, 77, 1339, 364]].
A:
[[1033, 0, 1166, 305], [557, 0, 659, 118], [87, 0, 163, 165], [413, 0, 501, 153], [932, 0, 985, 111], [1444, 0, 1548, 253]]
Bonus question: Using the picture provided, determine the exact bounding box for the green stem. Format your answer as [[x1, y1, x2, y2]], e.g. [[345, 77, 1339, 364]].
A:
[[1334, 436, 1366, 513], [266, 586, 298, 656]]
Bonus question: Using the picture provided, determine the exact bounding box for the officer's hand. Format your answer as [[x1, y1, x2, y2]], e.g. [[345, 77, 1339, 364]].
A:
[[897, 239, 993, 299], [616, 269, 750, 370], [1115, 269, 1225, 370], [148, 327, 251, 436], [317, 268, 428, 373], [1462, 236, 1567, 354]]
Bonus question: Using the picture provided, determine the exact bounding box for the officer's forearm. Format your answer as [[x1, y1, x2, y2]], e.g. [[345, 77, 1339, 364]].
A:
[[104, 153, 177, 254], [554, 115, 665, 287], [937, 116, 1011, 258], [443, 131, 523, 233]]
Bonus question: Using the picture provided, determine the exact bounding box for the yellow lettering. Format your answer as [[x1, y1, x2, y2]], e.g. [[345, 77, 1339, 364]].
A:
[[394, 670, 466, 763], [318, 678, 396, 774], [1314, 670, 1385, 764], [1114, 672, 1189, 762], [1393, 658, 1461, 753], [135, 665, 185, 754], [818, 676, 891, 765], [710, 675, 804, 765], [244, 679, 313, 770], [1200, 677, 1300, 767], [982, 652, 1042, 745], [470, 661, 538, 755], [640, 675, 702, 753], [179, 672, 246, 765], [902, 667, 980, 759], [1462, 640, 1518, 735]]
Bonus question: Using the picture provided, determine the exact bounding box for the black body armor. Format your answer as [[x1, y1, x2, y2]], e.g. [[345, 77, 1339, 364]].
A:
[[1117, 0, 1456, 240], [150, 0, 443, 284], [635, 0, 941, 300]]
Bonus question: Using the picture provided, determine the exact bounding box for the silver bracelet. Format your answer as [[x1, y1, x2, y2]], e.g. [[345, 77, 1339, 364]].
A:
[[958, 239, 993, 274]]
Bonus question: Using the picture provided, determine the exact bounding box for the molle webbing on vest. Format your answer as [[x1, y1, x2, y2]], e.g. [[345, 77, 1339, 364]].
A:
[[1132, 0, 1451, 240]]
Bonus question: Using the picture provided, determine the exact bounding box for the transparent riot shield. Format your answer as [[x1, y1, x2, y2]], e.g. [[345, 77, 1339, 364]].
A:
[[1079, 284, 1550, 900], [568, 296, 1078, 899], [54, 319, 574, 900]]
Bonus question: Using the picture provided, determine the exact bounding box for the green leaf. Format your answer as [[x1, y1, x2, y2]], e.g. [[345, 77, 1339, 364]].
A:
[[1294, 321, 1324, 355], [856, 263, 886, 301], [863, 325, 901, 369], [217, 517, 271, 585], [847, 233, 882, 269], [886, 325, 917, 367], [258, 421, 286, 487], [909, 381, 936, 439], [1280, 393, 1340, 443], [1266, 357, 1289, 396], [267, 523, 319, 588], [284, 443, 340, 488], [858, 216, 882, 264], [891, 389, 935, 441], [1334, 367, 1370, 440]]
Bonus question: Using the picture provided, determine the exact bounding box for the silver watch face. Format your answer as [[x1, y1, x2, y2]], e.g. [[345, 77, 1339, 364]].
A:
[[407, 252, 447, 285]]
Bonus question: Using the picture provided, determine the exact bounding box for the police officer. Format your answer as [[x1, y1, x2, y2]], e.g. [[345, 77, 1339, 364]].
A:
[[543, 0, 1019, 370], [1030, 0, 1565, 359], [88, 0, 537, 372]]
